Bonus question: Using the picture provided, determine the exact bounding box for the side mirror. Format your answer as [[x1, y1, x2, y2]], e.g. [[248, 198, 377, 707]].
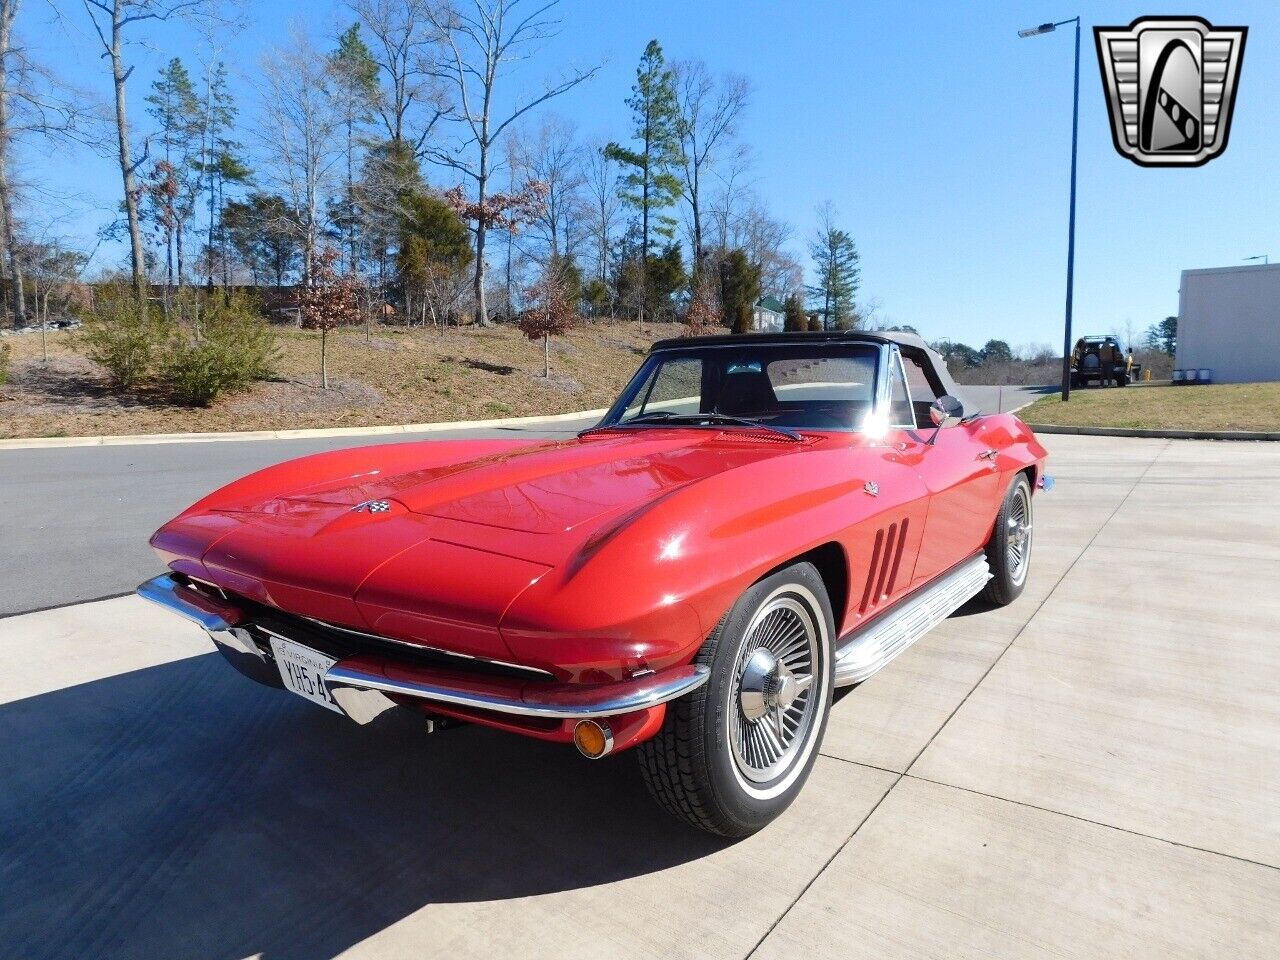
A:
[[927, 395, 964, 444], [929, 395, 964, 428]]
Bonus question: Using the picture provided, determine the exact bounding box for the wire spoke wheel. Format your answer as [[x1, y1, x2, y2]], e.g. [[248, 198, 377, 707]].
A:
[[1005, 484, 1033, 586], [727, 595, 821, 785]]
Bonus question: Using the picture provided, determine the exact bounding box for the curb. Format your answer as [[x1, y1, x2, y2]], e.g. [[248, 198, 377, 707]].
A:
[[0, 408, 608, 451], [1025, 423, 1280, 441]]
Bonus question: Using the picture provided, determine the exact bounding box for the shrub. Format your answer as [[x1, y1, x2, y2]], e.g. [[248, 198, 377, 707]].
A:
[[160, 293, 278, 406], [77, 287, 167, 389], [0, 340, 11, 386]]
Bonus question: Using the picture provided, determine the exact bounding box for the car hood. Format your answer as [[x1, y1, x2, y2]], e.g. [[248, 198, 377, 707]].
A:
[[209, 430, 802, 533], [152, 430, 807, 657]]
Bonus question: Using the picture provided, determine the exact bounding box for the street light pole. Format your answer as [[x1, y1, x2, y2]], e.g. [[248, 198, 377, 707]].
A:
[[1020, 17, 1081, 402], [1244, 254, 1270, 265]]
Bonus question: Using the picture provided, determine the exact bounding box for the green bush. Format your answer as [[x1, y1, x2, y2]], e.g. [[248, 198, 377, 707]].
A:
[[77, 287, 167, 389], [0, 340, 11, 386], [160, 293, 278, 406]]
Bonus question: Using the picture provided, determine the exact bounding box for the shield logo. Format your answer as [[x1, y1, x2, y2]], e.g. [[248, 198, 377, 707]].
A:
[[1094, 17, 1247, 167]]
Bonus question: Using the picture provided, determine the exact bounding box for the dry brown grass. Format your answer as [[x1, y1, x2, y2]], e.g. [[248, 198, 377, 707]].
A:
[[1020, 381, 1280, 432], [0, 320, 682, 439]]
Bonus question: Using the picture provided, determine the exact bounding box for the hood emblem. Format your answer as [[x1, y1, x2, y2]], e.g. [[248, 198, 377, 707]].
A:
[[352, 499, 391, 514], [863, 481, 879, 497]]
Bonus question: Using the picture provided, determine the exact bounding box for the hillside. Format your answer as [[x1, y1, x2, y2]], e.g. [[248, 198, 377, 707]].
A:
[[0, 321, 684, 439]]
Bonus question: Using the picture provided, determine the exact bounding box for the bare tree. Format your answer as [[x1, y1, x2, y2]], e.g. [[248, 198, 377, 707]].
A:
[[582, 140, 619, 287], [673, 59, 747, 278], [515, 114, 583, 265], [259, 30, 345, 286], [1, 0, 100, 326], [351, 0, 447, 154], [79, 0, 223, 300], [733, 196, 799, 296], [424, 0, 599, 326]]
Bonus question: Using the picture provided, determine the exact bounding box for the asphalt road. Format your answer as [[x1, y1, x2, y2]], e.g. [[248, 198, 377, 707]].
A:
[[2, 433, 1275, 959], [0, 384, 1049, 618]]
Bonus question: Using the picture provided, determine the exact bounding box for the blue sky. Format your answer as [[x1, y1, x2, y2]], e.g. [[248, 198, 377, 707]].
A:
[[14, 1, 1278, 350]]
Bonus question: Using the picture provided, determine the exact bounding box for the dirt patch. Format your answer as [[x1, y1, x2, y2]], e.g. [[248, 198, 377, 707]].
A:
[[222, 378, 383, 416], [2, 356, 169, 414]]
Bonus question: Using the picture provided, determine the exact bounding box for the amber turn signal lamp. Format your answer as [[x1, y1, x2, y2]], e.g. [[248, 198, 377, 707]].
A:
[[573, 719, 614, 759]]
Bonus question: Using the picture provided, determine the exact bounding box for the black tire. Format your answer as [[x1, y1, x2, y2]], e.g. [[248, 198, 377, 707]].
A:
[[637, 562, 835, 837], [981, 474, 1033, 606]]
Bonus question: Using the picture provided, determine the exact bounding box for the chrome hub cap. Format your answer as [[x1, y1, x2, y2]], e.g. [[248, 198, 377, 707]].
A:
[[728, 595, 820, 784], [1006, 486, 1033, 585]]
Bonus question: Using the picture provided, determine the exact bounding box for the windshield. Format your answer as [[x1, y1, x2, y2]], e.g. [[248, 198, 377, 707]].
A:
[[600, 342, 882, 432]]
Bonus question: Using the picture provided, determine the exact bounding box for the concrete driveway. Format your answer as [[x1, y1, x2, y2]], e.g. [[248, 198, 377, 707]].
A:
[[3, 432, 1274, 959]]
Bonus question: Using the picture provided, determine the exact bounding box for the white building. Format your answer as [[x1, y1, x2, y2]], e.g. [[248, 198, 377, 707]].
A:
[[1177, 263, 1280, 384]]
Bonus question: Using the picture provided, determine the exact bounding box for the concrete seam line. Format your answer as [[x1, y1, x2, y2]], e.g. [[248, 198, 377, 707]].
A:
[[1026, 423, 1280, 441], [0, 408, 609, 451], [903, 773, 1280, 874], [900, 440, 1170, 777], [743, 772, 905, 959], [0, 590, 135, 622]]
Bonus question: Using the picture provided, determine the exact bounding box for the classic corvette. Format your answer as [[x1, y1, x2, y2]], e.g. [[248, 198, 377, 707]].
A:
[[139, 330, 1050, 836]]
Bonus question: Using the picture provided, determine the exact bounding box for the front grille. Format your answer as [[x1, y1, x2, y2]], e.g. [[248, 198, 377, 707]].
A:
[[220, 589, 554, 682]]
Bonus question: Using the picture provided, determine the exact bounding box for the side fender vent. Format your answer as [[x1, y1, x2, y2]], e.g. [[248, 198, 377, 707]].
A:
[[857, 519, 909, 615]]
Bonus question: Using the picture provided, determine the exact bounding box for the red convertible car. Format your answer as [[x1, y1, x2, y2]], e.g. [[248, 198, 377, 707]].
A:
[[140, 331, 1049, 836]]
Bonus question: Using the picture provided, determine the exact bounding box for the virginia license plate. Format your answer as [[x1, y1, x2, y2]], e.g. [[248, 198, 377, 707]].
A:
[[269, 635, 343, 714]]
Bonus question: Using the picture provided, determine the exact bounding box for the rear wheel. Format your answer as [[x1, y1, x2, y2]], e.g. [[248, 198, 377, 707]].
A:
[[982, 474, 1033, 606], [638, 562, 834, 837]]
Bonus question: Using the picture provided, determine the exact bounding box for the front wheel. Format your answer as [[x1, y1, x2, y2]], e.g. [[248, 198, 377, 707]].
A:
[[638, 562, 834, 837], [982, 474, 1033, 606]]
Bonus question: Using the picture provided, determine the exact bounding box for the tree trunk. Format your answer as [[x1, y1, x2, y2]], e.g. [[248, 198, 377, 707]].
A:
[[320, 327, 328, 389], [690, 176, 702, 283], [472, 125, 490, 327], [40, 288, 48, 363], [110, 7, 147, 301], [0, 0, 24, 327], [176, 223, 185, 287], [543, 332, 549, 378]]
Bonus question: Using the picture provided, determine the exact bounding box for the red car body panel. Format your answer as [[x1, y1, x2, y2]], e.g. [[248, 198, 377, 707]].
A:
[[151, 415, 1047, 703]]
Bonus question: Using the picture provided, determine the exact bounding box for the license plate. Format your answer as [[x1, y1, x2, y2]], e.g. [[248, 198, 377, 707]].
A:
[[269, 635, 343, 714]]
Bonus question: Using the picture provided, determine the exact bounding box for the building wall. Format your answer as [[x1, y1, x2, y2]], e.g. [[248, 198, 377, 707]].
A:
[[1177, 264, 1280, 384], [753, 308, 784, 333]]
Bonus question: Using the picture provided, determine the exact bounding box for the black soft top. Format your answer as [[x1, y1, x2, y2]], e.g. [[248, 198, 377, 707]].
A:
[[649, 329, 973, 415]]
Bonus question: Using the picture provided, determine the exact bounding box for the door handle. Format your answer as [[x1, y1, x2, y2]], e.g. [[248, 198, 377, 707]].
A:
[[977, 449, 999, 460]]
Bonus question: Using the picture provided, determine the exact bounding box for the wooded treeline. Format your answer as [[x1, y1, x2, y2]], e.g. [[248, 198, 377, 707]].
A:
[[0, 0, 865, 336]]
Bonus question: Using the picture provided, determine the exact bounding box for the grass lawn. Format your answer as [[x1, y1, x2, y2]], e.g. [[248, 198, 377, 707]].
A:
[[0, 320, 681, 439], [1020, 382, 1280, 432]]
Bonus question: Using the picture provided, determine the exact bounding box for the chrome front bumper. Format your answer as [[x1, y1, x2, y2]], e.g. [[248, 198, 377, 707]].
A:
[[324, 658, 709, 725], [137, 574, 709, 725]]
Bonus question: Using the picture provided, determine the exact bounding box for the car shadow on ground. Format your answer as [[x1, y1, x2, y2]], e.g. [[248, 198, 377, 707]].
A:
[[0, 653, 729, 960]]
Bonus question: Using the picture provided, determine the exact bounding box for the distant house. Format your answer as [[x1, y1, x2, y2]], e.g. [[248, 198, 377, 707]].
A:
[[752, 295, 786, 332]]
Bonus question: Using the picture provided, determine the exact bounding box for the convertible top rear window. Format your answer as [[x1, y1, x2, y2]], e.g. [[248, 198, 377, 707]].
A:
[[603, 342, 882, 432]]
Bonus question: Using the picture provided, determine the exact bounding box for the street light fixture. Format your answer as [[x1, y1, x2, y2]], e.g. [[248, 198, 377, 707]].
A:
[[1243, 254, 1270, 265], [1020, 15, 1081, 402]]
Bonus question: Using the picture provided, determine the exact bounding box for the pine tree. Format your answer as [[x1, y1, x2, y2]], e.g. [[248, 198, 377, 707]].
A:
[[719, 247, 760, 334], [783, 292, 807, 331], [807, 205, 860, 330], [145, 59, 202, 290], [329, 24, 379, 274], [605, 40, 682, 325], [196, 61, 250, 288]]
